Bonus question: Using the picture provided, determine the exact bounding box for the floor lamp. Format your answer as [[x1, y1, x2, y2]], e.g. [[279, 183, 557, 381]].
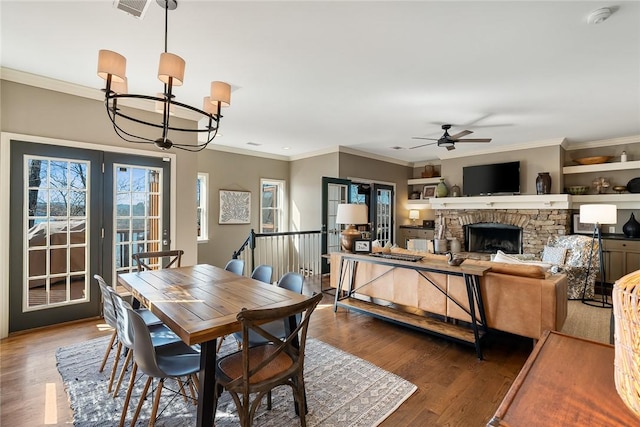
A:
[[335, 203, 368, 252], [579, 204, 617, 308]]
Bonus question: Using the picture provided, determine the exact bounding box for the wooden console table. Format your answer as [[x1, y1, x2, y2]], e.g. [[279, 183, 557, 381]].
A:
[[488, 330, 639, 426], [333, 253, 490, 359]]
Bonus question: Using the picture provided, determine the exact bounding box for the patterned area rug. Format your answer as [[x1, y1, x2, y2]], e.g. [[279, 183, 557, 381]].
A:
[[56, 336, 416, 426]]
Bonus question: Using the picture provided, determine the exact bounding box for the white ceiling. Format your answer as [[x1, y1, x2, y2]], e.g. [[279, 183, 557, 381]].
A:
[[1, 1, 639, 163]]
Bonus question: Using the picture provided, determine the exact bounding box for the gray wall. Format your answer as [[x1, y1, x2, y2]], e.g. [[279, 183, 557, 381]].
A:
[[290, 152, 339, 230], [196, 149, 289, 268], [0, 80, 199, 264], [440, 145, 563, 195]]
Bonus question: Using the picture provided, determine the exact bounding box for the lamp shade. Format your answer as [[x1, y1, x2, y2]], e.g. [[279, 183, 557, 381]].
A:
[[97, 50, 126, 82], [158, 52, 185, 86], [210, 81, 231, 107], [580, 204, 617, 224], [409, 210, 420, 220], [335, 204, 368, 225]]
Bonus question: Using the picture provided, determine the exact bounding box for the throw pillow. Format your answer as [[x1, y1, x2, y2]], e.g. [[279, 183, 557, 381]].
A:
[[542, 246, 568, 265], [492, 250, 525, 264]]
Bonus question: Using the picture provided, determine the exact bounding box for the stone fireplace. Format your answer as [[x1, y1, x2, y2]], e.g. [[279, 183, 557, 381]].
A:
[[434, 208, 571, 258]]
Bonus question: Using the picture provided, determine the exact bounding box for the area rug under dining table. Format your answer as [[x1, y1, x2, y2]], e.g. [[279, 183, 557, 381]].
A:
[[56, 335, 417, 426]]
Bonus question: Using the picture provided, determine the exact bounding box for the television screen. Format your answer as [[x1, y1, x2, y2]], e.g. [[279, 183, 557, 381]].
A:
[[463, 161, 520, 196]]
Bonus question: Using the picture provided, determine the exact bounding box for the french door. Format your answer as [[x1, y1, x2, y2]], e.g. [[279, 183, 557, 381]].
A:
[[9, 141, 170, 332], [321, 177, 351, 273]]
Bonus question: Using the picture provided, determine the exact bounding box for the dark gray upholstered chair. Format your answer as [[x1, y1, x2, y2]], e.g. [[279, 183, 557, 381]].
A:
[[121, 306, 201, 427], [213, 292, 323, 427], [224, 258, 245, 275], [251, 264, 273, 284]]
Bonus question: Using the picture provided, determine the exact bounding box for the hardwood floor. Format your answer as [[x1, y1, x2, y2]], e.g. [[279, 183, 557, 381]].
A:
[[0, 275, 533, 426]]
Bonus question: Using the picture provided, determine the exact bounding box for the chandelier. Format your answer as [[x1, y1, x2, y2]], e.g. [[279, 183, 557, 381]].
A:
[[97, 0, 230, 152]]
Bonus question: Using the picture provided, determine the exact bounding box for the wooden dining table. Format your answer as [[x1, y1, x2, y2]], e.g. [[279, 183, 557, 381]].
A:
[[117, 263, 311, 427]]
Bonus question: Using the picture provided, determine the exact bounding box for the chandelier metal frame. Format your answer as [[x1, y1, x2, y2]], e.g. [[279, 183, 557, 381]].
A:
[[98, 0, 229, 152]]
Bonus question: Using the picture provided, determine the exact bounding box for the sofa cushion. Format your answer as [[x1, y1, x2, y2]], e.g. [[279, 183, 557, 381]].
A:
[[462, 258, 548, 279]]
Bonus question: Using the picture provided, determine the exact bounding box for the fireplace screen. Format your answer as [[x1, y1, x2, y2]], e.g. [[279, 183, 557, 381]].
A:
[[465, 223, 522, 254]]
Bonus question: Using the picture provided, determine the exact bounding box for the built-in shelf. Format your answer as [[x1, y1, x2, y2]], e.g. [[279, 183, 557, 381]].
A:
[[563, 160, 640, 174], [408, 177, 442, 185], [570, 194, 640, 209]]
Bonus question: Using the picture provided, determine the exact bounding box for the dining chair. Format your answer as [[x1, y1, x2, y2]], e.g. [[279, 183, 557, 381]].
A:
[[213, 292, 323, 427], [224, 258, 245, 275], [122, 306, 201, 427], [133, 249, 184, 271], [94, 274, 162, 374], [251, 264, 273, 284], [109, 291, 182, 398]]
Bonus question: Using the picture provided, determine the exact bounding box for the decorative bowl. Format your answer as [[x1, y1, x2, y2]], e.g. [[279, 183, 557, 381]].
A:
[[574, 156, 613, 165], [613, 186, 627, 194], [566, 186, 589, 195]]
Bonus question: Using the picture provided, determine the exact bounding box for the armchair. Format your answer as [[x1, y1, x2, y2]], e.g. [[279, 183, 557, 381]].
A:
[[545, 234, 599, 300]]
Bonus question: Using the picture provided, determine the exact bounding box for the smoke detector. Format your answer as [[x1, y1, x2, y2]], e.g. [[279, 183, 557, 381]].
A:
[[587, 7, 612, 25]]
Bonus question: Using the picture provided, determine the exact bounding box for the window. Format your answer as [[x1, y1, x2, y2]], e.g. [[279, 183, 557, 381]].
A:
[[196, 173, 208, 241], [260, 179, 285, 233]]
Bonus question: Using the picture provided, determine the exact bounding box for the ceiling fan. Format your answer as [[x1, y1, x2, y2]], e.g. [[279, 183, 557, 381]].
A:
[[410, 124, 492, 151]]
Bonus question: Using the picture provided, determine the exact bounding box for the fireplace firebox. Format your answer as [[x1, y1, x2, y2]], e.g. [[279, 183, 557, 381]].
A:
[[465, 223, 522, 254]]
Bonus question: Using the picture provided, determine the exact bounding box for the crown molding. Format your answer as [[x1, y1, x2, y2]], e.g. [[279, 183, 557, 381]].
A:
[[563, 135, 640, 150], [338, 146, 412, 167], [206, 143, 289, 161], [1, 67, 202, 121]]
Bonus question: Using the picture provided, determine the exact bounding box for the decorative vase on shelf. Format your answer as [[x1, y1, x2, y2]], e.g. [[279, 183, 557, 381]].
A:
[[436, 178, 449, 198], [623, 213, 640, 238], [536, 172, 552, 195], [450, 184, 461, 197]]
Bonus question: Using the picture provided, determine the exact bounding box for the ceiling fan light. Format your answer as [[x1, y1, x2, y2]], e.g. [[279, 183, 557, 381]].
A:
[[210, 81, 231, 107], [158, 52, 185, 86], [97, 49, 126, 82]]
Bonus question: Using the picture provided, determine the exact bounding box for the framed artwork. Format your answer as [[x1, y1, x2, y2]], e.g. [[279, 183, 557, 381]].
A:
[[573, 213, 596, 234], [219, 190, 251, 224], [422, 185, 436, 199], [353, 239, 372, 253]]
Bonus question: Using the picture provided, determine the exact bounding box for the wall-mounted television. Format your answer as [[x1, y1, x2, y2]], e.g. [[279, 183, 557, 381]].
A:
[[463, 161, 520, 196]]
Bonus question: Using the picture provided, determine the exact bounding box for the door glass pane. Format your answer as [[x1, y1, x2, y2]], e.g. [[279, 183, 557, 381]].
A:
[[114, 164, 163, 275], [376, 187, 393, 245], [327, 184, 348, 254], [24, 156, 89, 310]]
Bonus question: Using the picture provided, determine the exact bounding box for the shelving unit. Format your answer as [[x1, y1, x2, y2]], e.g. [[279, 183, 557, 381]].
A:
[[563, 159, 640, 174], [408, 177, 442, 186]]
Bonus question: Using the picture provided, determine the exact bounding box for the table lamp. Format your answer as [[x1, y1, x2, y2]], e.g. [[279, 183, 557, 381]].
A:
[[409, 210, 420, 225], [579, 204, 617, 307], [336, 203, 368, 252]]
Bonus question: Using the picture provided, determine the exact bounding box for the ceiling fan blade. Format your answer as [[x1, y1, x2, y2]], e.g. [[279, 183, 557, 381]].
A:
[[456, 138, 492, 143], [449, 130, 473, 140], [409, 142, 437, 149], [411, 137, 438, 140]]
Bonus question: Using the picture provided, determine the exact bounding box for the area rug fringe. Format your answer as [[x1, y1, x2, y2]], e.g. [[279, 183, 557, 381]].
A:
[[56, 335, 416, 426]]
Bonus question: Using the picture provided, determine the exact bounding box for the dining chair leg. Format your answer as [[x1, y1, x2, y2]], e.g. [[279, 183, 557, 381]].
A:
[[99, 330, 117, 372], [148, 378, 164, 427], [216, 335, 226, 352], [113, 348, 133, 397], [108, 342, 123, 393], [176, 378, 188, 403], [187, 377, 197, 402], [191, 373, 200, 394], [119, 362, 138, 427], [131, 376, 153, 427]]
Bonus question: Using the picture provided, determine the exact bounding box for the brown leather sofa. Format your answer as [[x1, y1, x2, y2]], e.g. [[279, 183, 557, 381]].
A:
[[330, 248, 568, 340]]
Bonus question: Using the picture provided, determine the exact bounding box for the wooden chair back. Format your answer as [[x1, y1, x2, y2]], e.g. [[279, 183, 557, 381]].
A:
[[132, 249, 184, 271]]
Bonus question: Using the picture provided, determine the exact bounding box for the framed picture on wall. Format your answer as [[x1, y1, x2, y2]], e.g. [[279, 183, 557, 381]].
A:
[[573, 213, 596, 234], [422, 185, 437, 199], [219, 190, 251, 224]]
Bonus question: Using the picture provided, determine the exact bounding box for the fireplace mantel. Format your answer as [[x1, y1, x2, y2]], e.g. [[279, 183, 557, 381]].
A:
[[428, 195, 570, 210]]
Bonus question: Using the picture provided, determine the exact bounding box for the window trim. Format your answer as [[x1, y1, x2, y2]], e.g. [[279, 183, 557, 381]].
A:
[[260, 178, 286, 233], [196, 172, 209, 243]]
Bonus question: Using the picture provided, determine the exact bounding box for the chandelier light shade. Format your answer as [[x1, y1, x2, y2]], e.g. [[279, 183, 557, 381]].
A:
[[96, 0, 230, 152], [336, 203, 369, 252]]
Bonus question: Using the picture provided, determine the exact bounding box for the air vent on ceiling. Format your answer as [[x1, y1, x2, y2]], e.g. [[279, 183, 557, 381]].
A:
[[114, 0, 152, 19]]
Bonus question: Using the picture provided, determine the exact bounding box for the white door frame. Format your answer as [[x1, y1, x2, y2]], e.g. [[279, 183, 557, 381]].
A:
[[0, 132, 177, 338]]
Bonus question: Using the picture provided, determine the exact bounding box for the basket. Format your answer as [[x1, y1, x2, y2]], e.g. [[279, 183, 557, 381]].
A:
[[421, 165, 435, 178], [613, 269, 640, 417]]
